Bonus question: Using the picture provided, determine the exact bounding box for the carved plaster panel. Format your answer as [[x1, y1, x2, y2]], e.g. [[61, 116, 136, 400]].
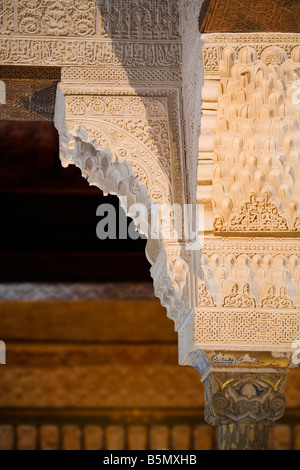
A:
[[0, 37, 182, 67], [195, 33, 300, 357], [178, 0, 205, 206], [55, 86, 197, 334], [204, 368, 288, 450], [61, 66, 182, 88], [2, 2, 300, 448], [2, 4, 300, 426], [212, 44, 300, 233], [51, 1, 205, 346], [0, 65, 61, 120]]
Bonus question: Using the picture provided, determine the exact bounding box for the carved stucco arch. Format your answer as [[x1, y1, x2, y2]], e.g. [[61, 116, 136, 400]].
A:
[[54, 87, 195, 340]]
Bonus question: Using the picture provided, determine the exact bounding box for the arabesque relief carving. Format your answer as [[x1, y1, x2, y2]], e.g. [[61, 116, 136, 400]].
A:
[[204, 369, 287, 450], [196, 34, 300, 357], [223, 282, 256, 308], [212, 44, 300, 233]]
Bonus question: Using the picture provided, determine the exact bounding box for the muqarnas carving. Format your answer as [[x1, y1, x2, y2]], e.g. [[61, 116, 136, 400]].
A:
[[201, 250, 298, 309], [212, 45, 300, 233]]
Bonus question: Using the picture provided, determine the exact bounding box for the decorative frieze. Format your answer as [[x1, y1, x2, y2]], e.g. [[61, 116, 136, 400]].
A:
[[219, 194, 289, 233], [61, 66, 182, 87], [55, 98, 193, 332], [194, 307, 300, 351], [2, 0, 300, 450], [0, 65, 61, 80], [64, 94, 174, 205], [0, 38, 182, 67]]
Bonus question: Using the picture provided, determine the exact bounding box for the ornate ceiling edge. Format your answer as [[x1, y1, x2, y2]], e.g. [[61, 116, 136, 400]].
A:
[[198, 0, 215, 33]]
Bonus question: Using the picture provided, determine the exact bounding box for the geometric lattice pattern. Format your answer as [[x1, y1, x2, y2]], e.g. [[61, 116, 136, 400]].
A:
[[195, 307, 300, 350]]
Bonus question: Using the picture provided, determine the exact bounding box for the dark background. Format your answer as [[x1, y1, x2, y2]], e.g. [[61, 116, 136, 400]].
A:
[[0, 120, 150, 282]]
